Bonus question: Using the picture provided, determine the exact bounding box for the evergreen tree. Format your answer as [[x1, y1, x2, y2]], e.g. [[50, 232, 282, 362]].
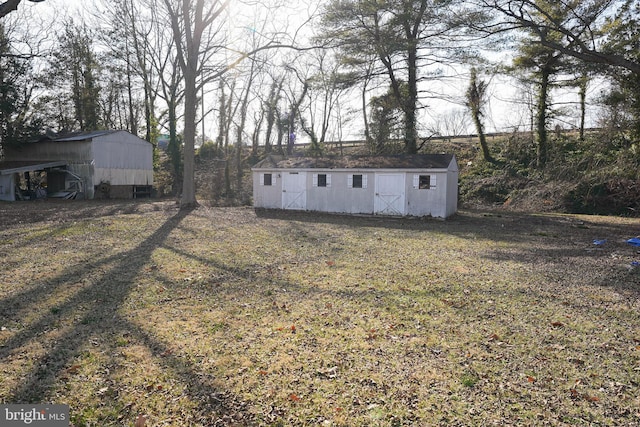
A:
[[320, 0, 463, 154], [0, 23, 39, 154], [43, 21, 101, 132]]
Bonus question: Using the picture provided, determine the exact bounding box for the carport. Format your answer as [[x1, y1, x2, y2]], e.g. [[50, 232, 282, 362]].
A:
[[0, 160, 68, 201]]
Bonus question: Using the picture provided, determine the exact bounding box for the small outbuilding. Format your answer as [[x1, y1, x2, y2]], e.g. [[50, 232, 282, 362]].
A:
[[0, 130, 153, 201], [252, 153, 458, 218]]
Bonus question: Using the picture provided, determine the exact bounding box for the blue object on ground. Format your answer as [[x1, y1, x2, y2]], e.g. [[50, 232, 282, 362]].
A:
[[627, 237, 640, 246], [631, 261, 640, 267], [593, 239, 606, 245]]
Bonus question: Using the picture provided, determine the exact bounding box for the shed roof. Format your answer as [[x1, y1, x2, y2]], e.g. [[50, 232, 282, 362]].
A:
[[253, 154, 455, 170], [38, 130, 119, 143]]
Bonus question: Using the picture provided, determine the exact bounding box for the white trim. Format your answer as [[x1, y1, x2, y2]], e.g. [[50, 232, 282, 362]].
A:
[[313, 173, 331, 187]]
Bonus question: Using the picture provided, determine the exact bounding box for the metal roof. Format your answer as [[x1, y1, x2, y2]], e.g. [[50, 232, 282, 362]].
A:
[[0, 160, 68, 175], [252, 154, 456, 170], [38, 130, 119, 142]]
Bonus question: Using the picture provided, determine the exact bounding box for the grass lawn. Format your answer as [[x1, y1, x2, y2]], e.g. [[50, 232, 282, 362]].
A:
[[1, 200, 639, 426]]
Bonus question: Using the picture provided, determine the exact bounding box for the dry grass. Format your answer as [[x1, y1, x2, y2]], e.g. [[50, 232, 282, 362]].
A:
[[1, 200, 639, 426]]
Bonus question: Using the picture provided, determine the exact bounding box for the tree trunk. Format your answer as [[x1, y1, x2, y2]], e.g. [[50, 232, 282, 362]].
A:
[[167, 97, 181, 184], [181, 71, 197, 206], [405, 43, 418, 154], [536, 67, 550, 168], [578, 74, 587, 141], [362, 81, 370, 145]]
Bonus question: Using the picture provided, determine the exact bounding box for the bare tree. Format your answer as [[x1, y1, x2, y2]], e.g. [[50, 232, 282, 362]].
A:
[[161, 0, 303, 206], [161, 0, 229, 207]]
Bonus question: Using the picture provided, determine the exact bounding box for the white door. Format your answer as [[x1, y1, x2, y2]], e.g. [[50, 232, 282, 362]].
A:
[[374, 173, 405, 215], [282, 172, 307, 210]]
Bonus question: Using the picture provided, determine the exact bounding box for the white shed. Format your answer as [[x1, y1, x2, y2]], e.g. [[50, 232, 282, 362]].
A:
[[0, 130, 153, 200], [252, 154, 458, 218]]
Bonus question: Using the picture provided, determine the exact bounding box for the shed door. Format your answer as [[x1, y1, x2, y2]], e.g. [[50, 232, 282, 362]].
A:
[[374, 173, 405, 215], [282, 172, 307, 210]]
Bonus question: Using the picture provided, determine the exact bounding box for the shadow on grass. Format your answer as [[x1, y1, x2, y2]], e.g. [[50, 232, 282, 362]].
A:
[[254, 207, 640, 296], [0, 206, 254, 424]]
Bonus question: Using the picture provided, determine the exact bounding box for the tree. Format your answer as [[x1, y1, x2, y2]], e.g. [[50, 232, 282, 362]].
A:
[[0, 23, 39, 154], [262, 74, 285, 153], [513, 37, 565, 168], [292, 49, 359, 153], [368, 83, 405, 154], [38, 21, 101, 132], [476, 0, 640, 74], [600, 1, 640, 139], [100, 0, 160, 143], [161, 0, 229, 207], [466, 67, 495, 163], [477, 0, 640, 139], [320, 0, 464, 154]]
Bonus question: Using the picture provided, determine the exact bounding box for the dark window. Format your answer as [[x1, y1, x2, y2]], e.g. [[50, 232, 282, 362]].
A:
[[419, 175, 431, 189], [352, 174, 363, 188], [263, 173, 272, 186], [317, 174, 327, 187]]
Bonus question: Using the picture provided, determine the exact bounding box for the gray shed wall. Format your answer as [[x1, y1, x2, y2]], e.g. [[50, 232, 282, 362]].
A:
[[253, 160, 458, 218], [3, 130, 153, 200]]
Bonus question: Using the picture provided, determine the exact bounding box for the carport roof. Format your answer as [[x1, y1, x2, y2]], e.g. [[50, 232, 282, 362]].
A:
[[0, 160, 67, 175]]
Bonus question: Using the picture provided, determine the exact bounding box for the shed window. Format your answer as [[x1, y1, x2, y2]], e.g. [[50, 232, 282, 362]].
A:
[[348, 174, 367, 189], [313, 173, 331, 188], [413, 174, 436, 189], [261, 173, 274, 186]]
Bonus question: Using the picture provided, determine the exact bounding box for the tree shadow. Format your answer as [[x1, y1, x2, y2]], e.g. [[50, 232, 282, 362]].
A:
[[254, 207, 640, 295], [0, 206, 255, 424]]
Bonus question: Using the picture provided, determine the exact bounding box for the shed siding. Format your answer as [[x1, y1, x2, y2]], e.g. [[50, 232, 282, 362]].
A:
[[92, 131, 153, 171], [252, 155, 458, 218], [0, 175, 14, 201], [405, 171, 448, 218], [3, 130, 153, 200], [252, 172, 282, 209]]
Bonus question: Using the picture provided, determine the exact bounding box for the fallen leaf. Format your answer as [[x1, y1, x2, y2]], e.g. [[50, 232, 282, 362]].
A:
[[585, 395, 600, 402], [527, 376, 536, 383], [550, 322, 564, 328], [289, 393, 301, 402], [258, 370, 268, 375], [290, 325, 296, 333], [66, 365, 81, 375], [489, 333, 500, 341], [326, 261, 335, 267], [134, 415, 146, 427]]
